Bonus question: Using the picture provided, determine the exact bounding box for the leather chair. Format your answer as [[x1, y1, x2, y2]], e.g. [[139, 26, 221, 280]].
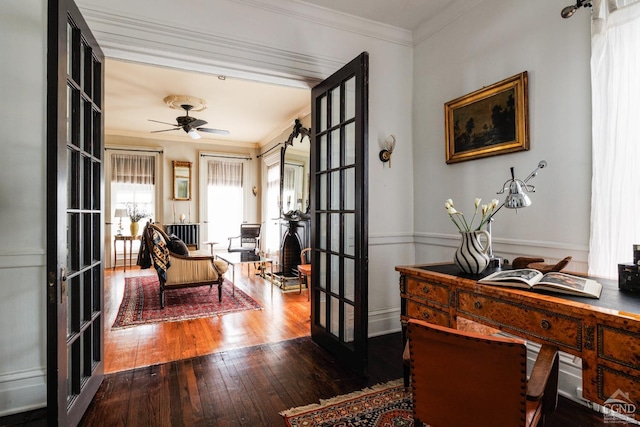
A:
[[406, 319, 559, 427], [227, 223, 261, 253], [142, 222, 228, 308]]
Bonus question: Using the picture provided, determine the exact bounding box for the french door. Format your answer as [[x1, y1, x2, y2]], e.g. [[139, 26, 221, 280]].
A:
[[47, 0, 104, 425], [310, 53, 369, 374]]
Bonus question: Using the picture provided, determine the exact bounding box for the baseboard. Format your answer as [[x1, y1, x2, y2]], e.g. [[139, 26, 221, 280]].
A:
[[368, 307, 402, 338], [0, 368, 46, 418]]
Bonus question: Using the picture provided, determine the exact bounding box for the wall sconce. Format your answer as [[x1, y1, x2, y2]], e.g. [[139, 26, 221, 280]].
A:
[[379, 134, 396, 167]]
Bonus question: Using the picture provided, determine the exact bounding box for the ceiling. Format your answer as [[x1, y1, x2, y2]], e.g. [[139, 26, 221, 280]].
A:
[[105, 59, 311, 146], [299, 0, 459, 31], [104, 0, 459, 147]]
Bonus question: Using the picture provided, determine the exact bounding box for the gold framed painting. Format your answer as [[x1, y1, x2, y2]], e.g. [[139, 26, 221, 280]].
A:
[[445, 71, 529, 164]]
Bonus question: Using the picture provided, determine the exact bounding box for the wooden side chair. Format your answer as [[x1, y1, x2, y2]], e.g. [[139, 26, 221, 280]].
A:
[[407, 319, 559, 427], [297, 248, 311, 300]]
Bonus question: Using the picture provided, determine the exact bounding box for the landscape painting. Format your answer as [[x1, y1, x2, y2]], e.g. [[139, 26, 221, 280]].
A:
[[445, 72, 529, 164]]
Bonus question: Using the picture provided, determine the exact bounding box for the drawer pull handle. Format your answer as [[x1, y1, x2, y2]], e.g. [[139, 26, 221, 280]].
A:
[[422, 286, 430, 294], [474, 301, 483, 309], [540, 320, 551, 330], [422, 312, 430, 319]]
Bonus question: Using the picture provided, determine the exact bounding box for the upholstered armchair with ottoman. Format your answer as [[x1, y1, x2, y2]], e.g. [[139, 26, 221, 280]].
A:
[[141, 222, 229, 308]]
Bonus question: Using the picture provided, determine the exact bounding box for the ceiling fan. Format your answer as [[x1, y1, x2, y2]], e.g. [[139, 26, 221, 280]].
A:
[[149, 104, 230, 140]]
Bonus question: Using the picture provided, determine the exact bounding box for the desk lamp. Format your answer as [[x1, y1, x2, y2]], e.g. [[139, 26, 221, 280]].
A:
[[487, 160, 547, 267], [114, 208, 127, 235]]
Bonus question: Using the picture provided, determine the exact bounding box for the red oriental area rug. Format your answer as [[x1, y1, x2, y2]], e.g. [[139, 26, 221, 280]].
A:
[[281, 379, 419, 427], [112, 275, 262, 329]]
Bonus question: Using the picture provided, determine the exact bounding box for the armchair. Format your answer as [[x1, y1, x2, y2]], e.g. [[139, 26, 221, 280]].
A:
[[227, 223, 261, 253], [407, 319, 559, 427], [142, 222, 228, 308]]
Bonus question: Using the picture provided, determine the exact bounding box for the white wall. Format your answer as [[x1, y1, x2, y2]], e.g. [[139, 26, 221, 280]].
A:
[[412, 0, 592, 273], [0, 0, 595, 416], [0, 0, 48, 416]]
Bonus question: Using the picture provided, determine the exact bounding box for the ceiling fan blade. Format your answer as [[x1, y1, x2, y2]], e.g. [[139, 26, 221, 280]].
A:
[[150, 128, 180, 133], [148, 119, 180, 127], [190, 119, 208, 128], [197, 127, 230, 135]]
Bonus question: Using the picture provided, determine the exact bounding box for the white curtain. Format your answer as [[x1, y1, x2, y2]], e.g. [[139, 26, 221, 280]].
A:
[[206, 160, 244, 246], [111, 154, 155, 185], [110, 153, 156, 222], [588, 0, 640, 278], [265, 163, 281, 256]]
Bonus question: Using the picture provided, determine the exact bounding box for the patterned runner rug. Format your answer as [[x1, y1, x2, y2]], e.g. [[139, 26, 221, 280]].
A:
[[112, 275, 262, 329], [280, 379, 417, 427]]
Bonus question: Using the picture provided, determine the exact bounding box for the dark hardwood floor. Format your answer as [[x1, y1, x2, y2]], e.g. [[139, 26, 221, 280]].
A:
[[1, 265, 629, 426]]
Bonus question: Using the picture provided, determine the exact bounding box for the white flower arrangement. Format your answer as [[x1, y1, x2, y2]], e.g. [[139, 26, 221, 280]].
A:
[[445, 198, 500, 232], [126, 202, 150, 223]]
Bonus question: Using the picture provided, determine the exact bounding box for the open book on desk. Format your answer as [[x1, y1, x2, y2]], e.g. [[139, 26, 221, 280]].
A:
[[478, 268, 603, 299]]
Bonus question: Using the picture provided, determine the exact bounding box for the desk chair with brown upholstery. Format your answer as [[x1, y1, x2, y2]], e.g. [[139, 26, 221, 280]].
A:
[[142, 222, 228, 308], [297, 248, 311, 300], [407, 319, 559, 427]]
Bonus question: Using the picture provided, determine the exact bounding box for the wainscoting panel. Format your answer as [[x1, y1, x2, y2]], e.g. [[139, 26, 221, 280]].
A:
[[0, 261, 46, 416]]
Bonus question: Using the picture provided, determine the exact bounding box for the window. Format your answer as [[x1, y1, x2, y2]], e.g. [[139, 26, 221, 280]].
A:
[[264, 162, 281, 256], [588, 0, 640, 278], [206, 159, 244, 245], [109, 153, 157, 262]]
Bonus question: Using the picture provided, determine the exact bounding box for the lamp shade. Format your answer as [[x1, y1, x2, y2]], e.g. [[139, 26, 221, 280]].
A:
[[114, 208, 128, 218], [504, 180, 532, 209]]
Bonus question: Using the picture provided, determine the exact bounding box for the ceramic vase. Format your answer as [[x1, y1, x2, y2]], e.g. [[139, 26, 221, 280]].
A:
[[454, 230, 491, 274], [130, 221, 139, 237]]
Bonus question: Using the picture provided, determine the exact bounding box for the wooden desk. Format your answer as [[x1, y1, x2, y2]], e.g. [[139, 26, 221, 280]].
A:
[[113, 235, 140, 272], [396, 263, 640, 420]]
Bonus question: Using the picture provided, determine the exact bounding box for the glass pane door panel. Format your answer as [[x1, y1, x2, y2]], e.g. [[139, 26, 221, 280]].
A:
[[68, 213, 80, 272], [345, 258, 355, 299], [331, 87, 341, 126], [330, 172, 340, 210], [329, 296, 340, 336], [319, 294, 327, 327], [319, 174, 327, 210], [320, 95, 327, 132], [82, 157, 92, 210], [344, 303, 355, 343], [345, 168, 355, 211], [319, 134, 327, 171], [330, 254, 340, 294], [319, 252, 327, 290], [331, 130, 341, 169], [68, 149, 80, 209], [345, 77, 355, 120], [345, 123, 355, 166], [330, 213, 340, 253], [345, 213, 355, 257], [319, 213, 327, 250]]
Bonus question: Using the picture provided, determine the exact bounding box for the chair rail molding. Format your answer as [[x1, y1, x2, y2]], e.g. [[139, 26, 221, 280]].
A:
[[414, 232, 589, 273]]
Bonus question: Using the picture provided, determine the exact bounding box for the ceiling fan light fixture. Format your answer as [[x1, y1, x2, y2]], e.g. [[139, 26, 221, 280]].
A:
[[187, 128, 201, 139]]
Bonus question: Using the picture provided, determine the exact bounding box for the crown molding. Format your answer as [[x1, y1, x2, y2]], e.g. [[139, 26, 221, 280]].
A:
[[230, 0, 414, 47], [413, 0, 484, 46], [77, 5, 339, 87]]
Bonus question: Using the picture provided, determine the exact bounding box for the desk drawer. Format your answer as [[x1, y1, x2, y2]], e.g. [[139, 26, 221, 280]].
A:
[[405, 300, 450, 327], [457, 290, 582, 351], [598, 325, 640, 370], [405, 277, 450, 307]]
